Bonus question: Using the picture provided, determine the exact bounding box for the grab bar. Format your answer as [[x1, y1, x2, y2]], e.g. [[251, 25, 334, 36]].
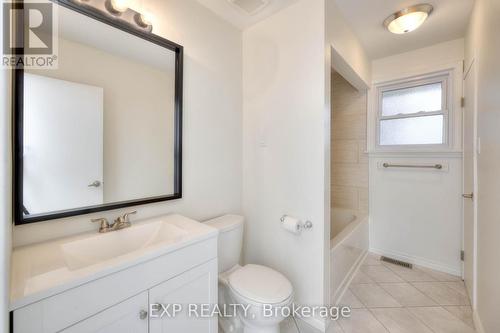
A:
[[382, 163, 443, 170]]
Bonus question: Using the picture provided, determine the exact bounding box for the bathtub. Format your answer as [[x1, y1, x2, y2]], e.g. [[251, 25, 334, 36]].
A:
[[330, 208, 369, 304]]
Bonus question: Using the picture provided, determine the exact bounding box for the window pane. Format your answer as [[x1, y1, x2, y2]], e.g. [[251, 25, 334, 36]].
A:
[[380, 115, 444, 146], [382, 82, 442, 116]]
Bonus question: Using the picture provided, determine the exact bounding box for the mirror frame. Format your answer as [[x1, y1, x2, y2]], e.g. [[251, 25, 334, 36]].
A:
[[13, 0, 184, 225]]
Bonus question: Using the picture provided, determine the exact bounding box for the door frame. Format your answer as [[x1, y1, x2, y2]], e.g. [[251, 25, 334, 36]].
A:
[[462, 58, 478, 309]]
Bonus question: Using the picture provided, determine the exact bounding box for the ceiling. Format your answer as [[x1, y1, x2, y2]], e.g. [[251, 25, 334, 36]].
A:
[[196, 0, 298, 30], [59, 5, 175, 72], [334, 0, 475, 59]]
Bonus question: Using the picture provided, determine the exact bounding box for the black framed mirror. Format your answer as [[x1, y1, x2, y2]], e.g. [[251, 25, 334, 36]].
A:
[[13, 0, 183, 225]]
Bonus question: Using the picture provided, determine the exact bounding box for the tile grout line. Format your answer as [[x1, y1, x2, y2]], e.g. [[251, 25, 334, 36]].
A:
[[366, 259, 440, 333], [361, 255, 476, 332]]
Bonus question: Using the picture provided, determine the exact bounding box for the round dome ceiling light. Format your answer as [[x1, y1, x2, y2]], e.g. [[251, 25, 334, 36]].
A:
[[383, 4, 433, 34]]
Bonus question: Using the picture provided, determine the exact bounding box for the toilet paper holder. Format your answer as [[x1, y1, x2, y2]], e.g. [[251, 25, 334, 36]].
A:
[[280, 215, 313, 231]]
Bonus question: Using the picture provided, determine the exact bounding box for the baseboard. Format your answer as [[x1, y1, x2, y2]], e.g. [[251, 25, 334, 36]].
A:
[[369, 247, 461, 276], [473, 310, 485, 333], [332, 250, 368, 305]]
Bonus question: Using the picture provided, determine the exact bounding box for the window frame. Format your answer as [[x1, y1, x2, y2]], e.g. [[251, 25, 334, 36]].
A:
[[375, 72, 451, 150]]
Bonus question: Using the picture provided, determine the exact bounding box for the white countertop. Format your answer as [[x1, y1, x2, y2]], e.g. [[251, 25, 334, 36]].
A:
[[10, 214, 218, 310]]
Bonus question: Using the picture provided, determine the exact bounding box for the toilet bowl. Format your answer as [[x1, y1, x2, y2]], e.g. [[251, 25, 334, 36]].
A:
[[205, 215, 294, 333]]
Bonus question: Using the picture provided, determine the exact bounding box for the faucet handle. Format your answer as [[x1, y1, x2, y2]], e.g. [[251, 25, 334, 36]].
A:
[[122, 211, 137, 222], [91, 218, 110, 233]]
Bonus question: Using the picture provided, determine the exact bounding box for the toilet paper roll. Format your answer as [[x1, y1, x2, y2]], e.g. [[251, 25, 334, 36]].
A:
[[281, 216, 301, 234]]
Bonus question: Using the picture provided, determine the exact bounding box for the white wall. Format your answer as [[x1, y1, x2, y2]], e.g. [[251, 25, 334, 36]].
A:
[[368, 40, 465, 275], [325, 3, 371, 316], [13, 0, 242, 247], [465, 0, 500, 331], [29, 37, 176, 203], [0, 5, 12, 331], [242, 0, 328, 329], [326, 0, 371, 88]]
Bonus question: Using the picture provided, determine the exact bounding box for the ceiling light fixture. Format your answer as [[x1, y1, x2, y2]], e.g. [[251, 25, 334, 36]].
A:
[[383, 4, 433, 34]]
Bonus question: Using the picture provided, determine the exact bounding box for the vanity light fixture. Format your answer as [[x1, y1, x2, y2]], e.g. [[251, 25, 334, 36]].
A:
[[383, 4, 433, 34], [74, 0, 153, 32], [134, 11, 153, 28], [105, 0, 130, 14]]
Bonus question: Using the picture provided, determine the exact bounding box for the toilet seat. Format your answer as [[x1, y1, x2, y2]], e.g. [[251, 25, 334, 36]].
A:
[[228, 264, 293, 304]]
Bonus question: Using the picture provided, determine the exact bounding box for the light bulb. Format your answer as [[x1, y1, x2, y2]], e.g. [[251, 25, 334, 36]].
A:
[[388, 12, 428, 34], [139, 11, 154, 26], [109, 0, 129, 13]]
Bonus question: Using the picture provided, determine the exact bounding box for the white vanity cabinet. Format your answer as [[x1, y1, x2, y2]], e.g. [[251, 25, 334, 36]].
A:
[[59, 260, 218, 333], [11, 221, 218, 333]]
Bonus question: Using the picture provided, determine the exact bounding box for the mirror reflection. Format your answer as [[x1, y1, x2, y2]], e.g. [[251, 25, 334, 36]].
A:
[[22, 6, 179, 218]]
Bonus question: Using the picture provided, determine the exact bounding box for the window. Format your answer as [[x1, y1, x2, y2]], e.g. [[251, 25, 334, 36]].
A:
[[377, 74, 450, 148]]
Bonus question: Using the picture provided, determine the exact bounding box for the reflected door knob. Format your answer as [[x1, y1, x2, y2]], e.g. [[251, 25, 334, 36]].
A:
[[139, 310, 148, 320], [462, 193, 473, 199], [88, 180, 102, 188]]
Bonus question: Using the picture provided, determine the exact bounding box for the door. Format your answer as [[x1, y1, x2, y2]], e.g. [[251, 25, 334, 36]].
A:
[[23, 73, 103, 215], [463, 60, 477, 304], [60, 292, 148, 333], [149, 259, 218, 333]]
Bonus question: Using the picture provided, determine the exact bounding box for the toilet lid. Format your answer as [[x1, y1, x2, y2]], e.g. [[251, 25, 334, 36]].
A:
[[228, 264, 293, 304]]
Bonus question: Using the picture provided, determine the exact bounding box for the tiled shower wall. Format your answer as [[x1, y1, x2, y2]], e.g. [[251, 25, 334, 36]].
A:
[[331, 71, 368, 212]]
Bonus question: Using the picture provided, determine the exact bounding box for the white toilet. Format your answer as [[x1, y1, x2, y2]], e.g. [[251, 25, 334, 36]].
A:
[[205, 215, 294, 333]]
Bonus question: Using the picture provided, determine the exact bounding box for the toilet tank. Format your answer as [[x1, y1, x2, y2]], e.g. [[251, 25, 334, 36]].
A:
[[204, 215, 244, 273]]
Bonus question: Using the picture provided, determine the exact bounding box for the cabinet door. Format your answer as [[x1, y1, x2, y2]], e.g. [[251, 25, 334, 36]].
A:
[[60, 292, 148, 333], [149, 259, 218, 333]]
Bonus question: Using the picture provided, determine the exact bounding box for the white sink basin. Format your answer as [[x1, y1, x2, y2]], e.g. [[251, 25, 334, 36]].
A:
[[61, 220, 188, 270], [10, 214, 218, 310]]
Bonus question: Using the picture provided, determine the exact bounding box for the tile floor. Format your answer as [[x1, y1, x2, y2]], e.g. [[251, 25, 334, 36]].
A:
[[281, 253, 476, 333]]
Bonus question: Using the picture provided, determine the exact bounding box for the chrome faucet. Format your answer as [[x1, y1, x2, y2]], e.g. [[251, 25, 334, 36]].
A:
[[91, 211, 137, 233]]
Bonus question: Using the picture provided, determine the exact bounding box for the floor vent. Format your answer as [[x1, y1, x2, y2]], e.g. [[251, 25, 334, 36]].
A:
[[380, 256, 413, 269]]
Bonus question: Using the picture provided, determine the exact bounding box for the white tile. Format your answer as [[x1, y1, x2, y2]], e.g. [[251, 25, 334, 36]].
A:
[[360, 266, 405, 283], [370, 308, 433, 333], [379, 283, 437, 307], [443, 306, 475, 328], [416, 267, 462, 282], [362, 253, 382, 266], [442, 281, 468, 297], [281, 316, 323, 333], [351, 270, 375, 284], [327, 320, 345, 333], [383, 264, 436, 282], [408, 307, 476, 333], [338, 309, 389, 333], [350, 284, 402, 308], [339, 289, 365, 309], [412, 282, 470, 306]]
